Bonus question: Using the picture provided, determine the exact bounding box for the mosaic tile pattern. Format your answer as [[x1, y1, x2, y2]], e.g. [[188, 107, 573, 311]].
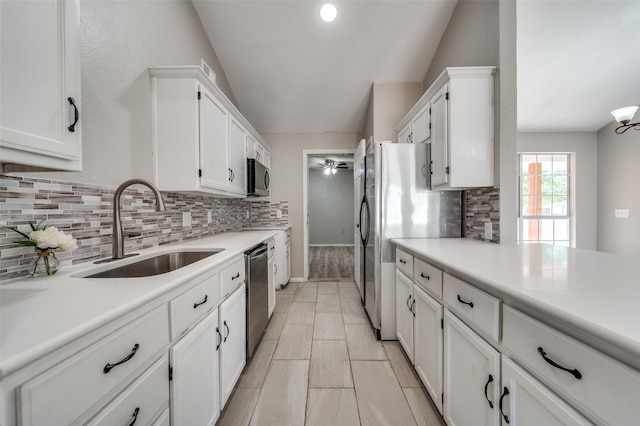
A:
[[465, 187, 500, 243], [0, 175, 288, 280]]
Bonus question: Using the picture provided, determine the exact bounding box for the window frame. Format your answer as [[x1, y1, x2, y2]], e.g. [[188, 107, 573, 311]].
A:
[[517, 153, 573, 247]]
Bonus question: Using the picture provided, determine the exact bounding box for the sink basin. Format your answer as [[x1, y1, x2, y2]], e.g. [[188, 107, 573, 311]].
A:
[[85, 250, 224, 278]]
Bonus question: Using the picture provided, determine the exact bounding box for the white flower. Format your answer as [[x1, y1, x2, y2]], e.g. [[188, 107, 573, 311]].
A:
[[30, 227, 78, 251]]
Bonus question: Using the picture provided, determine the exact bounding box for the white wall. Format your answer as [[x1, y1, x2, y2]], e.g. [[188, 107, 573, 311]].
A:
[[263, 133, 359, 278], [517, 132, 598, 250], [22, 0, 235, 187], [308, 169, 354, 245], [596, 121, 640, 256]]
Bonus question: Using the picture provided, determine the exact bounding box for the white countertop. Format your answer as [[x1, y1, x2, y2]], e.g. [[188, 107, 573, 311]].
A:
[[392, 238, 640, 370], [243, 225, 291, 231], [0, 231, 276, 379]]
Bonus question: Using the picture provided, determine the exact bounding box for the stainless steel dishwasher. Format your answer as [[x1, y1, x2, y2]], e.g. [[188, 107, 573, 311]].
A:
[[245, 243, 269, 358]]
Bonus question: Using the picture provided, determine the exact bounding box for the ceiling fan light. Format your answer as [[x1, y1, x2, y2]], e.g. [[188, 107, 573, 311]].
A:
[[324, 168, 331, 175], [611, 106, 638, 123], [331, 168, 337, 174]]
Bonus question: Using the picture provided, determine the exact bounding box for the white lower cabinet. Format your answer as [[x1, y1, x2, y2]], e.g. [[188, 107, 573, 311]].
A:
[[443, 310, 500, 426], [395, 270, 414, 361], [219, 284, 247, 408], [268, 246, 276, 317], [170, 310, 220, 426], [501, 356, 592, 426], [89, 355, 170, 426], [413, 285, 443, 415]]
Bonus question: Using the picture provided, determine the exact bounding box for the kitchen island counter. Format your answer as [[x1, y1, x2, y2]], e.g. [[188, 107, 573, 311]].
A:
[[392, 238, 640, 371]]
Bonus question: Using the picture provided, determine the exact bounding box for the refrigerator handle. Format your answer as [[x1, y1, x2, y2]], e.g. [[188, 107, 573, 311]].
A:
[[363, 196, 371, 245], [359, 195, 368, 245]]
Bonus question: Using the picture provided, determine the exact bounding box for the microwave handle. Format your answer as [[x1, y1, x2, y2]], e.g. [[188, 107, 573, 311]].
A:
[[264, 169, 270, 190]]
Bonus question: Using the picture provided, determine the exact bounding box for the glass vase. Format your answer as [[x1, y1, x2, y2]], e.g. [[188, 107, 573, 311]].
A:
[[29, 251, 60, 277]]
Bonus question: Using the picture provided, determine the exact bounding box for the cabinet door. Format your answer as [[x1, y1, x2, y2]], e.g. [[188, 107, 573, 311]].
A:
[[397, 122, 412, 144], [199, 86, 229, 191], [395, 270, 414, 362], [444, 310, 500, 426], [268, 257, 275, 316], [430, 85, 448, 186], [501, 357, 593, 426], [170, 310, 220, 426], [219, 284, 246, 408], [413, 285, 444, 414], [411, 102, 431, 144], [0, 0, 82, 170], [228, 116, 247, 195]]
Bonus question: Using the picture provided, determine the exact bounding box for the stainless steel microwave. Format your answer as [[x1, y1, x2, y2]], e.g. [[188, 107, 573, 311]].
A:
[[247, 159, 270, 197]]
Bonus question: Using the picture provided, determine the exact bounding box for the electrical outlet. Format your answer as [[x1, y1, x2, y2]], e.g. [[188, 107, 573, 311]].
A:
[[207, 211, 212, 224], [614, 209, 630, 219], [182, 211, 192, 227], [484, 222, 492, 241]]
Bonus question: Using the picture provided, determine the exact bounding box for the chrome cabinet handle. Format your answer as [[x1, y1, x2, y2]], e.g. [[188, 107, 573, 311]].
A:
[[193, 294, 208, 309], [538, 347, 582, 379], [67, 97, 79, 132], [457, 295, 474, 308], [103, 343, 139, 373]]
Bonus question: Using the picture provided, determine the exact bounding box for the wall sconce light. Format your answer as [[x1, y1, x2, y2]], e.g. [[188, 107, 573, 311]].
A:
[[611, 106, 640, 134]]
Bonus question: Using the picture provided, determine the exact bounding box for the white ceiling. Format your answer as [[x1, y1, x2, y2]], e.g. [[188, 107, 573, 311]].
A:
[[192, 0, 458, 133], [517, 1, 640, 133], [192, 1, 640, 136]]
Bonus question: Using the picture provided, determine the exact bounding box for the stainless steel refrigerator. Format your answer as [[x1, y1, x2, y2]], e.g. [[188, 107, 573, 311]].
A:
[[357, 141, 462, 340]]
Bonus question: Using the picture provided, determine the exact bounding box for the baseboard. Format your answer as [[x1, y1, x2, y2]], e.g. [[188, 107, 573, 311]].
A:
[[288, 277, 305, 283], [309, 244, 355, 247]]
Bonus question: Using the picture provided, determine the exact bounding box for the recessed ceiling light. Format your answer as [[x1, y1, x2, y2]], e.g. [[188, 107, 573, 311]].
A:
[[320, 3, 337, 23]]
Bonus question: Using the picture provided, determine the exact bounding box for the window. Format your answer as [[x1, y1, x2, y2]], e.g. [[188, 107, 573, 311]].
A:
[[518, 154, 572, 247]]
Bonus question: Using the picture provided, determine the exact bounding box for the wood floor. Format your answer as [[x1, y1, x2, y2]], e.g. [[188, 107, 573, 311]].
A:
[[308, 246, 354, 281]]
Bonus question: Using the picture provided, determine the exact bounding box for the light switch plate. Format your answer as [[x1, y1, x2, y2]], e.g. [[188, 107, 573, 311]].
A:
[[614, 209, 630, 219], [484, 222, 492, 241], [183, 211, 192, 227]]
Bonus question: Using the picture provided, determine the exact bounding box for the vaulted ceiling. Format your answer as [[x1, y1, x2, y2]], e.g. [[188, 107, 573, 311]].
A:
[[192, 0, 458, 134], [193, 1, 640, 135]]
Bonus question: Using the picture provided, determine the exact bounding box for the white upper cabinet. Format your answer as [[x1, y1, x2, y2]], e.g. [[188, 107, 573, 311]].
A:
[[227, 116, 247, 195], [396, 66, 495, 189], [247, 133, 271, 169], [0, 0, 82, 172], [397, 122, 412, 144], [150, 66, 267, 197]]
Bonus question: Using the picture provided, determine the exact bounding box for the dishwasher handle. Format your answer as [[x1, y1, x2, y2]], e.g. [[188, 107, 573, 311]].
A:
[[247, 244, 268, 260]]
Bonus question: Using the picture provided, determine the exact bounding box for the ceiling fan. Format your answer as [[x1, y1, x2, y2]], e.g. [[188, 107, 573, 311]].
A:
[[323, 159, 349, 175]]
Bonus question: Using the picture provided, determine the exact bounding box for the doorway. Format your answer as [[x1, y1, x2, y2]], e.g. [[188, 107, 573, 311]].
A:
[[302, 149, 355, 281]]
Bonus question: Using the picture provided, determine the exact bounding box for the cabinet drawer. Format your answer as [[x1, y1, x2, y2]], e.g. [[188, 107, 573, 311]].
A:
[[503, 306, 640, 425], [442, 273, 500, 342], [170, 270, 221, 339], [221, 257, 245, 298], [413, 258, 443, 299], [395, 248, 414, 278], [88, 355, 169, 425], [19, 305, 169, 426]]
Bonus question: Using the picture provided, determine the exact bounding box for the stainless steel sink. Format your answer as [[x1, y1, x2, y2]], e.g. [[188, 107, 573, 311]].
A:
[[85, 250, 224, 278]]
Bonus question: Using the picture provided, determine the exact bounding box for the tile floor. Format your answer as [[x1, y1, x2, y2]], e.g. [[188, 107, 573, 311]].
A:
[[218, 281, 445, 426]]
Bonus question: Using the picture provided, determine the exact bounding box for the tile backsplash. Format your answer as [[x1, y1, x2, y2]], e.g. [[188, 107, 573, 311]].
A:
[[0, 175, 288, 280], [465, 187, 500, 243]]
